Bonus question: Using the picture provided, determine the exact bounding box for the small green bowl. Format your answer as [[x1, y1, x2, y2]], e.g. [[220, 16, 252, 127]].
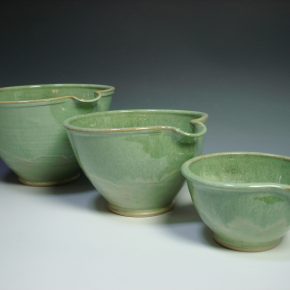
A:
[[182, 152, 290, 252], [64, 109, 208, 217], [0, 84, 114, 186]]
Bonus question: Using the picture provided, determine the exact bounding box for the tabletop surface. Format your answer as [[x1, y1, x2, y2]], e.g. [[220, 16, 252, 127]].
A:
[[0, 161, 289, 290], [1, 0, 290, 289]]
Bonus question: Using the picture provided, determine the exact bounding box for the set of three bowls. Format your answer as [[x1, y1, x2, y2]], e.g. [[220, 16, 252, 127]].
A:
[[1, 83, 290, 253]]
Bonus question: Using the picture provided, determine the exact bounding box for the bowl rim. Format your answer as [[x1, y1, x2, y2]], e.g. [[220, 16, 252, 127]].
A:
[[63, 109, 208, 136], [181, 151, 290, 191], [0, 83, 115, 105]]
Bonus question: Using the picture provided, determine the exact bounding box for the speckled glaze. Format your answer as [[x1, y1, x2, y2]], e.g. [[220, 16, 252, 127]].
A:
[[182, 152, 290, 252], [0, 84, 114, 186], [64, 110, 208, 217]]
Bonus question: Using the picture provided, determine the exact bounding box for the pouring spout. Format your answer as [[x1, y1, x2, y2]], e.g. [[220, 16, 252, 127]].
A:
[[174, 121, 207, 144], [253, 183, 290, 200], [68, 90, 103, 103], [282, 185, 290, 194], [194, 113, 208, 124]]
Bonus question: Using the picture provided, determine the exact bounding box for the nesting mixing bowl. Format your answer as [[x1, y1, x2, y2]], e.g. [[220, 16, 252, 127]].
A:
[[182, 152, 290, 252], [65, 109, 208, 217], [0, 84, 114, 186]]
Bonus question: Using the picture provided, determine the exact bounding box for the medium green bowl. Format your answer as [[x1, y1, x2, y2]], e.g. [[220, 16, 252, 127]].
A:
[[0, 84, 114, 186], [64, 109, 208, 217], [182, 152, 290, 252]]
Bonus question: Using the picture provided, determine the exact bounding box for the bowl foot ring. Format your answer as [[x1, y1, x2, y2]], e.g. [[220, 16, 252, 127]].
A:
[[18, 173, 81, 187], [108, 203, 174, 217], [213, 233, 282, 252]]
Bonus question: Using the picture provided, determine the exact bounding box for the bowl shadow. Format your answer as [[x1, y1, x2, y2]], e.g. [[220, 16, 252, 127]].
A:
[[0, 162, 91, 195], [164, 203, 222, 249], [93, 194, 112, 214], [0, 162, 101, 211], [42, 174, 94, 195], [0, 163, 19, 184], [40, 174, 101, 211], [164, 203, 290, 255], [165, 203, 202, 224]]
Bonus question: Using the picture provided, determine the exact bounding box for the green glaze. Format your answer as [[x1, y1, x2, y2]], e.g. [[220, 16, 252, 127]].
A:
[[0, 84, 114, 186], [64, 110, 208, 217], [182, 152, 290, 252]]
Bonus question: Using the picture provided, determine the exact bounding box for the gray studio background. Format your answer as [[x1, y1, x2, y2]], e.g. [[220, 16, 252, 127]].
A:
[[1, 0, 290, 156]]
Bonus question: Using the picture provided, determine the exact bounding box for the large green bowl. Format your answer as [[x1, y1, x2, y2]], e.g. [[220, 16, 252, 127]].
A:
[[64, 109, 208, 217], [182, 152, 290, 252], [0, 84, 114, 186]]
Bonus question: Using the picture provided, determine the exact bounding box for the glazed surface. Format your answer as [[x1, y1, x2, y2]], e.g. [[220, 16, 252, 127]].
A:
[[182, 153, 290, 251], [0, 84, 113, 185], [0, 84, 113, 103], [65, 110, 207, 216]]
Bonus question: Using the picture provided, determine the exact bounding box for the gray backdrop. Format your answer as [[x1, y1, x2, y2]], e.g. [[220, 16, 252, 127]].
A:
[[0, 3, 290, 289], [1, 0, 290, 155]]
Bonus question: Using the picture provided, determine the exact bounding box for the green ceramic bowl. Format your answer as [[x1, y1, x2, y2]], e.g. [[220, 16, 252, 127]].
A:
[[182, 152, 290, 252], [64, 109, 208, 217], [0, 84, 114, 186]]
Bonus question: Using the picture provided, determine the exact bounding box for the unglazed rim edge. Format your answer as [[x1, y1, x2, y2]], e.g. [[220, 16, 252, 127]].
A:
[[0, 83, 115, 105], [181, 151, 290, 191]]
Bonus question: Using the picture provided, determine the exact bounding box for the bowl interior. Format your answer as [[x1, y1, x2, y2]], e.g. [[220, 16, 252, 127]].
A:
[[187, 154, 290, 185], [0, 84, 112, 102], [67, 110, 205, 133]]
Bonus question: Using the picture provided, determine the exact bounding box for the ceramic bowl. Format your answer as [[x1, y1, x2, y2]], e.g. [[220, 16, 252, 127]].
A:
[[182, 152, 290, 252], [64, 109, 208, 217], [0, 84, 114, 186]]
